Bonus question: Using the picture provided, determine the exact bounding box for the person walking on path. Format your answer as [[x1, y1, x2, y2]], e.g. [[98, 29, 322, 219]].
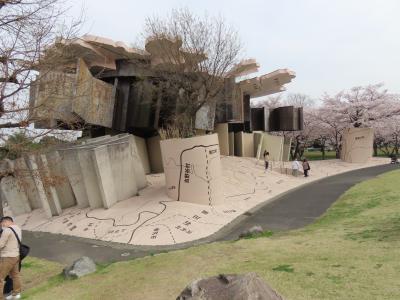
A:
[[302, 159, 310, 177], [0, 217, 22, 300], [263, 150, 270, 172], [292, 158, 301, 177]]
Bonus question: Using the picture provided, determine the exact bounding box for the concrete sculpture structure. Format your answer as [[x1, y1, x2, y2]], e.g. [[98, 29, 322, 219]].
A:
[[341, 128, 374, 163], [160, 134, 223, 205], [1, 134, 149, 217], [30, 35, 295, 138]]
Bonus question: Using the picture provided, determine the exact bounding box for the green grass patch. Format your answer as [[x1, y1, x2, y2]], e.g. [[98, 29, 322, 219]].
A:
[[22, 170, 400, 300]]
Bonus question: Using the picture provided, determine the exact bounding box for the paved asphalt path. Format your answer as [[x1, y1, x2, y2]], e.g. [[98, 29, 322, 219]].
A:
[[23, 164, 398, 265]]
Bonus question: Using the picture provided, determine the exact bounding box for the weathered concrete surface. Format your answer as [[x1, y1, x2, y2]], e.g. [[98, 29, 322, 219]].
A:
[[59, 149, 90, 208], [107, 141, 138, 202], [92, 146, 118, 208], [160, 134, 223, 205], [26, 155, 53, 218], [133, 135, 151, 175], [38, 155, 62, 216], [45, 151, 76, 209], [215, 123, 229, 156], [147, 135, 163, 173], [77, 149, 104, 209], [341, 128, 374, 163], [74, 59, 115, 128], [1, 176, 31, 216], [14, 157, 42, 209]]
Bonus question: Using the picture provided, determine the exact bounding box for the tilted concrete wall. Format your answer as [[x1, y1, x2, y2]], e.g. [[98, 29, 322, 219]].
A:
[[26, 155, 54, 218], [59, 149, 90, 208], [14, 157, 42, 209], [228, 132, 235, 156], [107, 141, 138, 201], [91, 145, 117, 208], [242, 133, 255, 157], [341, 128, 374, 163], [146, 135, 164, 173], [38, 155, 62, 216], [215, 123, 229, 156], [234, 132, 243, 157], [45, 151, 76, 209], [133, 136, 151, 174], [0, 176, 32, 216], [160, 134, 223, 205]]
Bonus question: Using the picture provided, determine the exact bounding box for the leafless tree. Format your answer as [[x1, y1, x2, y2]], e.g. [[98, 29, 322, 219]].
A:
[[0, 0, 83, 216], [143, 8, 242, 136]]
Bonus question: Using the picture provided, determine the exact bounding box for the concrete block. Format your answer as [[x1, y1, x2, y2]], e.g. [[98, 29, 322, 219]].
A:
[[133, 135, 151, 174], [146, 135, 163, 173], [215, 123, 229, 156], [228, 132, 234, 156], [107, 141, 138, 201], [77, 149, 104, 209], [91, 146, 117, 208], [45, 151, 76, 209], [14, 157, 42, 209], [341, 128, 374, 163], [38, 155, 62, 216], [242, 133, 254, 157], [160, 134, 223, 205], [59, 149, 90, 208], [234, 132, 243, 157], [26, 155, 53, 218], [0, 176, 31, 216]]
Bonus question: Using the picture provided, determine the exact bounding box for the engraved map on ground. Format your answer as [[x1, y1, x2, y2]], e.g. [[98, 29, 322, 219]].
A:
[[16, 157, 387, 246]]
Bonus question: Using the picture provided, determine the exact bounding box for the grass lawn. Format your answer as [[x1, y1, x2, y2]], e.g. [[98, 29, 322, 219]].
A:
[[303, 149, 391, 161], [21, 170, 400, 299]]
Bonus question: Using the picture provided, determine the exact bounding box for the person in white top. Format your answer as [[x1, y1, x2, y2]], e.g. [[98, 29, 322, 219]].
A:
[[291, 158, 301, 177], [0, 217, 22, 300]]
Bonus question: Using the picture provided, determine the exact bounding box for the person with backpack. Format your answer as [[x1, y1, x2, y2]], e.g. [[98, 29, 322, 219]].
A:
[[0, 217, 22, 300]]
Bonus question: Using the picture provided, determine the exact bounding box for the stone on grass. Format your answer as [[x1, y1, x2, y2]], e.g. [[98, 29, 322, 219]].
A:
[[239, 225, 264, 238], [63, 256, 96, 279], [176, 272, 285, 300]]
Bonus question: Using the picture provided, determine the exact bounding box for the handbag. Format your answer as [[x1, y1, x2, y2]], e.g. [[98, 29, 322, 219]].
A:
[[8, 227, 30, 260]]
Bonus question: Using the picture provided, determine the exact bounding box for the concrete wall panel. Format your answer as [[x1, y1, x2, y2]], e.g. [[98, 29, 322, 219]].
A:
[[133, 136, 151, 174], [146, 135, 163, 173], [160, 134, 223, 205], [91, 146, 118, 208], [215, 123, 229, 156], [1, 176, 31, 216], [341, 128, 374, 163], [228, 132, 234, 156]]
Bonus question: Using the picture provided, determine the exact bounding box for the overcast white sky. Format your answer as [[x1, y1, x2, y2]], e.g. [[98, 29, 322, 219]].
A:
[[68, 0, 400, 99]]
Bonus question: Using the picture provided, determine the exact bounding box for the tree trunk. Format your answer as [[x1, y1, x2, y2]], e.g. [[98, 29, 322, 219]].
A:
[[373, 141, 378, 157]]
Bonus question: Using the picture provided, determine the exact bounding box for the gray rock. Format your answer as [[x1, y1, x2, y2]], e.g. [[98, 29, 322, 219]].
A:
[[63, 256, 97, 279], [177, 273, 285, 300], [239, 225, 264, 238]]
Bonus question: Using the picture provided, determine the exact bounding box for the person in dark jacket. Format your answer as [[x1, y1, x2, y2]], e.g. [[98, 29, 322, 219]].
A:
[[263, 151, 270, 172], [302, 159, 310, 177]]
